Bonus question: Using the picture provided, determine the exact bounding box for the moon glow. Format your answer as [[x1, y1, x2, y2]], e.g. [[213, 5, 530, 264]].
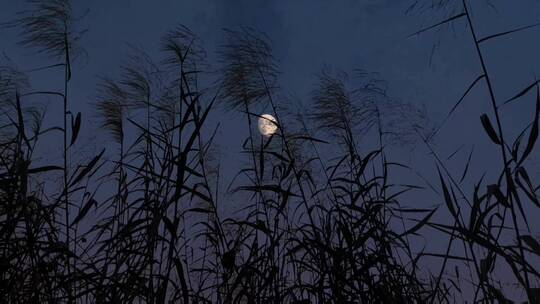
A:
[[258, 114, 278, 137]]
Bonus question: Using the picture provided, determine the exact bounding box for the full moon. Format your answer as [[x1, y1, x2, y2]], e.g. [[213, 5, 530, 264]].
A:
[[258, 114, 278, 137]]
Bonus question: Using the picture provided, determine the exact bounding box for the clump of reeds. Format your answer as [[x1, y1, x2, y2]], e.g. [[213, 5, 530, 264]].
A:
[[409, 1, 540, 302], [2, 1, 540, 303]]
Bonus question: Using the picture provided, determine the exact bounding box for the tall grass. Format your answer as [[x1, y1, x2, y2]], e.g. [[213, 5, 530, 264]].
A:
[[409, 0, 540, 302], [1, 0, 540, 303]]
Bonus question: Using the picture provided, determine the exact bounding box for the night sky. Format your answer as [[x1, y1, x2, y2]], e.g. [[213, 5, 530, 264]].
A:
[[2, 1, 540, 301]]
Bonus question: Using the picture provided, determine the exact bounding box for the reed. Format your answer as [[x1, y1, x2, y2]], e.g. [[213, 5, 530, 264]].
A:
[[1, 0, 540, 303]]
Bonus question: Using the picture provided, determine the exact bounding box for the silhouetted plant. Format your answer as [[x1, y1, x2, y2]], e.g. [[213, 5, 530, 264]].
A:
[[2, 1, 90, 301], [411, 0, 540, 302], [2, 1, 540, 303]]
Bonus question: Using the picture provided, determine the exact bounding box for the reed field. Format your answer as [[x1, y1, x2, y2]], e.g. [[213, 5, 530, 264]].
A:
[[1, 1, 540, 303]]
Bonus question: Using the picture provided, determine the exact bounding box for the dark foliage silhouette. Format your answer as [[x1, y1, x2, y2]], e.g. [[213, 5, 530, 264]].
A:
[[1, 1, 540, 303]]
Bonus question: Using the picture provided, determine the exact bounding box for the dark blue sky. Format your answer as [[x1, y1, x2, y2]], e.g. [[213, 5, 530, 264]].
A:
[[2, 0, 540, 158], [2, 1, 540, 300]]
